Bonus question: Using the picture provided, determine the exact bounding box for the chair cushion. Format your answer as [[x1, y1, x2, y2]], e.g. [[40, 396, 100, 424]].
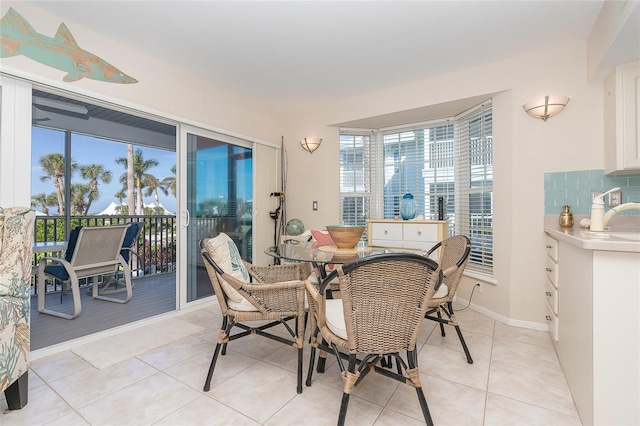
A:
[[325, 299, 347, 340], [204, 233, 249, 303], [65, 226, 83, 262], [227, 296, 259, 312], [434, 283, 449, 299], [120, 222, 141, 262], [44, 264, 69, 281], [42, 226, 83, 281]]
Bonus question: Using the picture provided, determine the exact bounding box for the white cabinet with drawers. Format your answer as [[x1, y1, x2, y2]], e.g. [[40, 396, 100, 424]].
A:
[[544, 229, 640, 425], [367, 220, 449, 258]]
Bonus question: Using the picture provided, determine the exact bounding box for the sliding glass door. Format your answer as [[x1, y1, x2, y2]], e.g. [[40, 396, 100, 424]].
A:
[[179, 127, 253, 304]]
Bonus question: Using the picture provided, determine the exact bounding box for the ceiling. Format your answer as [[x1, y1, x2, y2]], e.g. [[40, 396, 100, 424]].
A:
[[24, 1, 609, 115]]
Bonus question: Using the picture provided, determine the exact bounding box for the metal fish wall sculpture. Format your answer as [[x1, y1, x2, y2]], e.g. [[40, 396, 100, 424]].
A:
[[0, 7, 137, 84]]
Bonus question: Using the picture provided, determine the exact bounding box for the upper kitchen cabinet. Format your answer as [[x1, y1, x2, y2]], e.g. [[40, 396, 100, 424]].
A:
[[604, 61, 640, 175]]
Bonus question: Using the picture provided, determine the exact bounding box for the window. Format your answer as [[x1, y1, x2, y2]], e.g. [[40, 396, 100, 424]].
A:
[[339, 132, 373, 226], [340, 100, 493, 272], [455, 103, 493, 270]]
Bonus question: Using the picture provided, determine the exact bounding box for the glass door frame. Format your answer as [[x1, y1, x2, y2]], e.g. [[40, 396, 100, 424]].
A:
[[0, 75, 32, 207], [176, 124, 255, 310]]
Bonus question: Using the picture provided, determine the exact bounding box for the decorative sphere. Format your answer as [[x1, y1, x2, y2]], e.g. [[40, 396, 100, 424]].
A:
[[285, 218, 305, 236]]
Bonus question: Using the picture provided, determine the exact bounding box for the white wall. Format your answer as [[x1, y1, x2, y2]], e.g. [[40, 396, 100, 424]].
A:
[[280, 43, 604, 326]]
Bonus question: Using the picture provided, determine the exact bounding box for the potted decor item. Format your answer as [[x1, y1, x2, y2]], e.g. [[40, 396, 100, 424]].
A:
[[325, 225, 366, 249], [400, 190, 417, 220]]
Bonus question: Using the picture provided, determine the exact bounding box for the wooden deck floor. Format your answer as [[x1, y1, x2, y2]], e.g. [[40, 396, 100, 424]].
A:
[[30, 272, 177, 350]]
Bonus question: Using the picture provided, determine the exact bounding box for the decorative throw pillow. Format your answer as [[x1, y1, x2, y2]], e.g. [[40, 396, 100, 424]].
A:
[[311, 230, 334, 247], [204, 233, 250, 303]]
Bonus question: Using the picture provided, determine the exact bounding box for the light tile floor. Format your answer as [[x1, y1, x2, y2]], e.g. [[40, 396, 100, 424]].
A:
[[1, 303, 582, 425]]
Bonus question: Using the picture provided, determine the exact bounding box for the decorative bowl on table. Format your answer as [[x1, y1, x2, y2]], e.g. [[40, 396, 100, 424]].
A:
[[325, 225, 366, 249]]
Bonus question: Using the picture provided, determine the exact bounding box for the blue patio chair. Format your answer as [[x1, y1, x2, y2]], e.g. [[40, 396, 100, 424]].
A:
[[37, 224, 132, 319]]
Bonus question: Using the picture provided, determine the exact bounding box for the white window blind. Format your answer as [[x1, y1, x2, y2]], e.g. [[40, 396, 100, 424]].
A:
[[339, 100, 493, 272], [339, 131, 377, 226], [455, 102, 493, 270]]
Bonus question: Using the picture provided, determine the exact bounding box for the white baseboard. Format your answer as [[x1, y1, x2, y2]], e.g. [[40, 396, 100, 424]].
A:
[[454, 296, 549, 332]]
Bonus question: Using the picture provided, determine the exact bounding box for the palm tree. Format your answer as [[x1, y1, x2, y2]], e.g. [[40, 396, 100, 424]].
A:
[[116, 148, 159, 215], [31, 193, 53, 215], [126, 144, 135, 217], [161, 165, 177, 197], [39, 153, 76, 215], [115, 189, 127, 214], [143, 175, 168, 214], [80, 164, 112, 214], [70, 183, 93, 215]]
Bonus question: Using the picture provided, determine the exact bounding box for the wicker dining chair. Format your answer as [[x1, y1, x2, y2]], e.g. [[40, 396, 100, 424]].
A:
[[305, 252, 442, 426], [424, 235, 474, 364], [200, 234, 310, 394]]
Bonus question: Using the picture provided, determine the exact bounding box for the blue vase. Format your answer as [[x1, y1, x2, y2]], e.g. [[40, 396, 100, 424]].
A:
[[400, 191, 417, 220]]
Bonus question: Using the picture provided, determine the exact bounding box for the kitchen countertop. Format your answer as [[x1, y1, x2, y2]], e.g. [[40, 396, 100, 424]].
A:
[[545, 225, 640, 252]]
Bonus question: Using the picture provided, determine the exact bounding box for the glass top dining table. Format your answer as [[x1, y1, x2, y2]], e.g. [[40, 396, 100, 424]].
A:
[[265, 240, 425, 270]]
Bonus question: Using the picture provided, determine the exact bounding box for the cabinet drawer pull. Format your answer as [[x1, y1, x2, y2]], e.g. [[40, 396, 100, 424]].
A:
[[545, 315, 552, 321], [545, 291, 552, 296], [384, 230, 388, 234], [417, 231, 422, 235], [545, 267, 553, 272], [545, 245, 552, 249]]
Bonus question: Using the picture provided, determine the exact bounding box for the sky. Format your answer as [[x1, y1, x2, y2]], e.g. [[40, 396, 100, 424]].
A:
[[31, 126, 177, 214]]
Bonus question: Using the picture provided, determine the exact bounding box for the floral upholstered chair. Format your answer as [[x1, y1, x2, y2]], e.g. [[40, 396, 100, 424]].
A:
[[0, 207, 35, 410]]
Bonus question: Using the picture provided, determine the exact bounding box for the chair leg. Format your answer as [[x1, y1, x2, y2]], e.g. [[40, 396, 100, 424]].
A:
[[337, 354, 357, 426], [437, 310, 446, 337], [4, 371, 28, 410], [380, 355, 391, 368], [306, 345, 316, 386], [445, 302, 473, 364], [317, 337, 329, 373], [204, 317, 232, 392], [454, 324, 473, 364], [337, 393, 350, 426], [38, 276, 82, 319], [306, 328, 319, 386], [91, 261, 133, 304], [407, 350, 433, 426], [415, 387, 434, 426], [203, 342, 223, 392], [296, 345, 303, 394]]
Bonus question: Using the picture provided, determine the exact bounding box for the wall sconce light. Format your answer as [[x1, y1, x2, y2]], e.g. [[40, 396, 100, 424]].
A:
[[300, 137, 322, 153], [522, 95, 570, 121]]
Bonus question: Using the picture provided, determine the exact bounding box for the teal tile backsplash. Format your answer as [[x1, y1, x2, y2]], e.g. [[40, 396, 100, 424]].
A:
[[544, 169, 640, 215]]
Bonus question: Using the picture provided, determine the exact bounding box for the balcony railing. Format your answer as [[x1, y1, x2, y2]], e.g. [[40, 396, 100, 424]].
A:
[[32, 214, 177, 294]]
